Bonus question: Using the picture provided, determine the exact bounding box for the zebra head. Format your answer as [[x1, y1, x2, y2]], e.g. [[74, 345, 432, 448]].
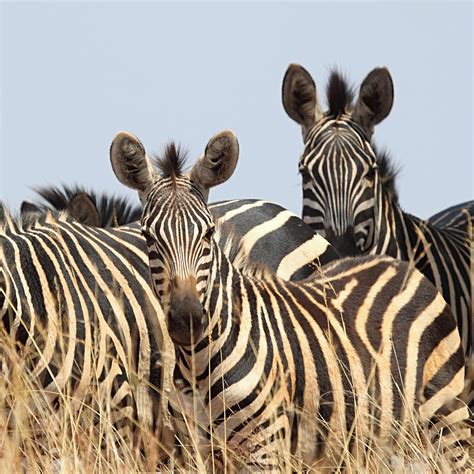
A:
[[110, 130, 239, 347], [21, 192, 101, 226], [282, 64, 394, 256]]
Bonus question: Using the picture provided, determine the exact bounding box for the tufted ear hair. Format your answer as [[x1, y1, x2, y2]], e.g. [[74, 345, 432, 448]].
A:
[[352, 67, 394, 135], [110, 132, 157, 195], [190, 130, 239, 202], [20, 201, 41, 216], [66, 192, 100, 226], [282, 64, 323, 133]]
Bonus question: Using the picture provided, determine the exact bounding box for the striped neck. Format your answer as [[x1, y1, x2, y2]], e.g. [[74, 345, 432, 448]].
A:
[[368, 190, 401, 258], [175, 239, 243, 387], [370, 189, 433, 264]]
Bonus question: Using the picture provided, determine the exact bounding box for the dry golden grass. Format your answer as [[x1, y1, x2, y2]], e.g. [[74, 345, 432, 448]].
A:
[[0, 306, 471, 473], [1, 336, 470, 474]]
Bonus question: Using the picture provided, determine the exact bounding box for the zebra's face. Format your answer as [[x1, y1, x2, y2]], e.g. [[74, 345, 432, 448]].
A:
[[141, 182, 215, 346], [111, 129, 239, 348], [299, 117, 381, 255], [282, 64, 394, 256]]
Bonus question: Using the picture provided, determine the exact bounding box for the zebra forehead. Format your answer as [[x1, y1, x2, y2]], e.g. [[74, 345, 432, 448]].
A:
[[146, 177, 206, 206], [143, 181, 211, 228], [302, 122, 399, 202], [309, 116, 368, 143]]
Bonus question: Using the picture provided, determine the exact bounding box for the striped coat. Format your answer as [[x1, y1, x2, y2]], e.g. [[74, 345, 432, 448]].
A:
[[0, 194, 336, 455], [110, 129, 470, 470], [282, 64, 473, 359]]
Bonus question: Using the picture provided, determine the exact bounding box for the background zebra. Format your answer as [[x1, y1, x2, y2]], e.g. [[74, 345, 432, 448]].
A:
[[429, 200, 474, 231], [111, 128, 470, 471], [0, 184, 337, 461], [0, 203, 172, 459], [20, 184, 143, 227], [282, 64, 473, 362]]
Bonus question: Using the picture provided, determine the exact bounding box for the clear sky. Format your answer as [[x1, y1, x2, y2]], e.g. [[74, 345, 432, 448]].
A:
[[1, 1, 472, 219]]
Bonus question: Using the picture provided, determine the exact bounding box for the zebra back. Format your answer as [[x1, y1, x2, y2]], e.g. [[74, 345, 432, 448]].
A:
[[429, 200, 474, 230], [23, 186, 340, 279]]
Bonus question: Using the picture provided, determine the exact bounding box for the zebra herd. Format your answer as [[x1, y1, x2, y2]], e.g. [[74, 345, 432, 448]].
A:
[[0, 65, 472, 471]]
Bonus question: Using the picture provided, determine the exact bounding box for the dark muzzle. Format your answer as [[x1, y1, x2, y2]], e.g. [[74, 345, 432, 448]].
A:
[[168, 294, 205, 346], [326, 227, 360, 257]]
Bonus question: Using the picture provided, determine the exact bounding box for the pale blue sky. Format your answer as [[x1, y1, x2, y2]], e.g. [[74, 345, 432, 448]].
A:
[[1, 1, 472, 218]]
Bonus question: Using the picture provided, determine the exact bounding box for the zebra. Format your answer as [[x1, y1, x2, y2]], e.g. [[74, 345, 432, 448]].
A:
[[111, 128, 471, 470], [0, 203, 173, 457], [0, 187, 338, 459], [20, 191, 103, 226], [281, 64, 473, 361]]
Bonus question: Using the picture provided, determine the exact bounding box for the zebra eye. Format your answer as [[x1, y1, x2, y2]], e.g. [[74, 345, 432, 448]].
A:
[[299, 166, 309, 177], [364, 167, 377, 187], [142, 230, 155, 246], [204, 226, 215, 242]]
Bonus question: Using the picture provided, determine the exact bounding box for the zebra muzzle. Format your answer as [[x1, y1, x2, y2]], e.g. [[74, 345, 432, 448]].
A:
[[167, 277, 206, 346], [326, 226, 360, 257]]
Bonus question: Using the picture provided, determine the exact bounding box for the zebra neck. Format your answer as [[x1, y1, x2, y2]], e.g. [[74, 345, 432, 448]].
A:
[[177, 243, 246, 387], [374, 193, 431, 263]]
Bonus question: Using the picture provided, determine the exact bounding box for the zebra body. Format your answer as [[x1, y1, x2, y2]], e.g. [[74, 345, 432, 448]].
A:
[[282, 64, 473, 358], [429, 200, 474, 230], [0, 207, 167, 438], [22, 185, 339, 279], [111, 129, 470, 470]]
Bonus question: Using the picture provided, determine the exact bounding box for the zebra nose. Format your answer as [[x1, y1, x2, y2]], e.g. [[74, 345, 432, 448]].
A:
[[168, 296, 205, 346], [326, 227, 359, 257]]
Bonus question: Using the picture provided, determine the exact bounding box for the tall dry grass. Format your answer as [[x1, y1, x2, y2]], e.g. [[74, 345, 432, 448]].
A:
[[0, 304, 471, 473]]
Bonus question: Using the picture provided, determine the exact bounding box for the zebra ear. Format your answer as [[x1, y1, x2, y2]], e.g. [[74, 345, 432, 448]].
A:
[[352, 67, 394, 134], [190, 130, 239, 202], [282, 64, 323, 132], [20, 201, 41, 216], [66, 192, 100, 227], [110, 132, 157, 194]]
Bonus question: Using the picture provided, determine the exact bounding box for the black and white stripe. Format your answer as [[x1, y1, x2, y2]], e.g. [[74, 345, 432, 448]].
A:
[[111, 130, 470, 470], [0, 188, 337, 454], [282, 64, 473, 359]]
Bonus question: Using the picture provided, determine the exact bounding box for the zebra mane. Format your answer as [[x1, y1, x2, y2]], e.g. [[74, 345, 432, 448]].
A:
[[326, 69, 354, 117], [0, 203, 14, 233], [153, 142, 188, 183], [0, 202, 63, 233], [373, 147, 400, 204], [31, 185, 142, 227]]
